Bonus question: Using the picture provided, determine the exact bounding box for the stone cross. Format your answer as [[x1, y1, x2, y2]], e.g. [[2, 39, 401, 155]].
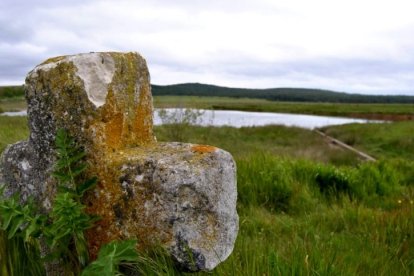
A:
[[0, 52, 238, 271]]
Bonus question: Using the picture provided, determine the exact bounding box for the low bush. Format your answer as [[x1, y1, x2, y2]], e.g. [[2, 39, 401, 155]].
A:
[[0, 86, 24, 99], [315, 165, 352, 196], [238, 154, 407, 213]]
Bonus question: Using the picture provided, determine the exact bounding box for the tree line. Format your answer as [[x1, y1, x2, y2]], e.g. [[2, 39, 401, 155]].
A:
[[152, 83, 414, 103]]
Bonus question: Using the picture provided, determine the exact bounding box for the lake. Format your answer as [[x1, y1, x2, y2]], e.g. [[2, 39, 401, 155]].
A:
[[154, 109, 382, 129], [2, 109, 382, 129]]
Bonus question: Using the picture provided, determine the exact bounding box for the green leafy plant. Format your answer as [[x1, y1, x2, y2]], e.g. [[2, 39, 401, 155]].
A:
[[81, 239, 139, 276], [52, 128, 98, 198], [0, 187, 45, 241], [0, 186, 46, 276], [0, 129, 144, 275], [47, 129, 98, 268]]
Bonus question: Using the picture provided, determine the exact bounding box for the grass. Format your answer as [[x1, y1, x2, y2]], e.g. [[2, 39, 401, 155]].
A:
[[154, 95, 414, 119], [1, 115, 413, 275], [0, 230, 44, 276], [0, 98, 27, 113], [0, 86, 25, 113], [322, 121, 414, 161], [0, 86, 24, 99], [0, 115, 358, 165], [155, 124, 360, 165], [0, 116, 29, 153]]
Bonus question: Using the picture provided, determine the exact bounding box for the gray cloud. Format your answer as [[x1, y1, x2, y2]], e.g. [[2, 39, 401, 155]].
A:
[[0, 0, 413, 95]]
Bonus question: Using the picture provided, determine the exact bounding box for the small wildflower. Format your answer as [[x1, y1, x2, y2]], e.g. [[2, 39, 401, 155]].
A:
[[410, 200, 413, 205], [398, 200, 402, 204]]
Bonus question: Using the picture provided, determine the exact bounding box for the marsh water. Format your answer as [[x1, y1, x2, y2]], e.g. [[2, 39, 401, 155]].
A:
[[153, 108, 381, 129], [2, 109, 381, 129]]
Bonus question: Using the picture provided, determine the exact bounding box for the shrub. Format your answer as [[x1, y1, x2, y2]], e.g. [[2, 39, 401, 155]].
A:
[[0, 86, 25, 99], [314, 165, 352, 197], [157, 108, 204, 142], [351, 160, 401, 198]]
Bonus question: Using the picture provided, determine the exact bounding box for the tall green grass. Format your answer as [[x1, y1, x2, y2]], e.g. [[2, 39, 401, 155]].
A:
[[0, 116, 29, 153], [0, 86, 26, 113], [223, 154, 414, 275], [1, 118, 413, 275], [0, 230, 44, 276], [322, 121, 414, 160], [155, 124, 360, 165]]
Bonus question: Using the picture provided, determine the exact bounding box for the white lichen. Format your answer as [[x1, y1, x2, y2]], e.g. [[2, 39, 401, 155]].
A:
[[70, 53, 115, 107], [20, 159, 31, 171], [29, 53, 115, 108], [135, 174, 144, 182]]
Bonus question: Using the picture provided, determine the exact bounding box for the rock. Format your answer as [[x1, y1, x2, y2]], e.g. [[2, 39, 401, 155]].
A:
[[2, 52, 155, 209], [86, 142, 238, 271], [0, 52, 238, 272]]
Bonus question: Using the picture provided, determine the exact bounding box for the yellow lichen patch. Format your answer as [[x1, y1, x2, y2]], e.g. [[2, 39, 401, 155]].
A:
[[191, 145, 217, 154], [40, 55, 66, 65]]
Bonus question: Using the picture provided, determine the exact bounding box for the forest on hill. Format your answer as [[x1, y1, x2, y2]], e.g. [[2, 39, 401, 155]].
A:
[[152, 83, 414, 103]]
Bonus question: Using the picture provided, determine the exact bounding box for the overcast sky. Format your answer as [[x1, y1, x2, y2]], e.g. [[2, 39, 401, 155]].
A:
[[1, 0, 414, 95]]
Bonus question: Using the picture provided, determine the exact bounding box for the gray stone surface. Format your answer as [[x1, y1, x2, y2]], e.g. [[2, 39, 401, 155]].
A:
[[85, 143, 238, 271], [0, 52, 238, 272]]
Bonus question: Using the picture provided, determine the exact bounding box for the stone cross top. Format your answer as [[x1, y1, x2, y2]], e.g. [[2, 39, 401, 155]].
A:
[[1, 52, 238, 271]]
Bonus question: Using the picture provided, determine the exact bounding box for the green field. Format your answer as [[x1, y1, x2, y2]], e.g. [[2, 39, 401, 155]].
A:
[[0, 86, 25, 113], [0, 116, 29, 153], [322, 121, 414, 161], [154, 96, 414, 120], [2, 93, 414, 120], [1, 112, 413, 275]]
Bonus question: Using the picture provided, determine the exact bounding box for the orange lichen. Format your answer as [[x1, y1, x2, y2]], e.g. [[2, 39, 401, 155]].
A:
[[101, 52, 155, 148], [84, 160, 125, 259], [191, 145, 217, 153], [133, 82, 154, 145], [84, 148, 175, 259], [105, 112, 124, 150]]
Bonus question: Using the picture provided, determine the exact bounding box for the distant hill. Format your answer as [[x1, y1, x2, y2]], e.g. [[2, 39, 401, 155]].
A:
[[152, 83, 414, 104], [2, 83, 414, 104]]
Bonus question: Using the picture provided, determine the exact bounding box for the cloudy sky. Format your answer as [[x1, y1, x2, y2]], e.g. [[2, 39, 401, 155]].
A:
[[1, 0, 414, 95]]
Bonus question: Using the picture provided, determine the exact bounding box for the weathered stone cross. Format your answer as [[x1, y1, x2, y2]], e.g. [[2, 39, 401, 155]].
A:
[[0, 52, 238, 271]]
